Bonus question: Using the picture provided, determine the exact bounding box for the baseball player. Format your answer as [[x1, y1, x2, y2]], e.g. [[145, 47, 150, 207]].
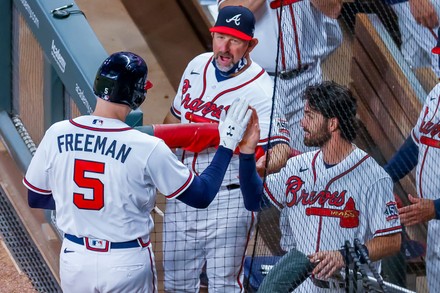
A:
[[162, 6, 291, 292], [219, 0, 343, 153], [384, 34, 440, 292], [22, 52, 255, 293], [238, 81, 402, 292], [385, 0, 440, 77]]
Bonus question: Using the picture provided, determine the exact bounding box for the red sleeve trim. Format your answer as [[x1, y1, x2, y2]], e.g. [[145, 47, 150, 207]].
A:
[[165, 172, 194, 199], [374, 225, 402, 236], [23, 178, 52, 194]]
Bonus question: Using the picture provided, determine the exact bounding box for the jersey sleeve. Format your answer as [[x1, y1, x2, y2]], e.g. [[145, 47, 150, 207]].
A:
[[147, 140, 194, 199], [412, 83, 440, 144], [22, 133, 52, 195], [268, 114, 291, 147], [366, 177, 402, 237]]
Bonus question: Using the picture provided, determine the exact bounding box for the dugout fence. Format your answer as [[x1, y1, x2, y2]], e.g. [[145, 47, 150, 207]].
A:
[[0, 0, 437, 292]]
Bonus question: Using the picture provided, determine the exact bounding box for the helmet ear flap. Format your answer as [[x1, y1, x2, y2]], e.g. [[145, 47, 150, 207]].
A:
[[132, 92, 146, 109]]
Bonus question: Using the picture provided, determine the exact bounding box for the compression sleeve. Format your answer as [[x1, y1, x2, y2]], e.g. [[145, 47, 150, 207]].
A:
[[435, 198, 440, 220], [383, 135, 418, 182], [177, 146, 233, 208], [28, 190, 55, 210], [239, 153, 270, 211]]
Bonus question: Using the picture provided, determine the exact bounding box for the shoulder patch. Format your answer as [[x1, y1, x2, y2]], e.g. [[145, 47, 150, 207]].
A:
[[384, 201, 399, 221]]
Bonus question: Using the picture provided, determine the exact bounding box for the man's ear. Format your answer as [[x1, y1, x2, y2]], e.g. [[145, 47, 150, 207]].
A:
[[329, 117, 339, 133], [247, 38, 259, 53]]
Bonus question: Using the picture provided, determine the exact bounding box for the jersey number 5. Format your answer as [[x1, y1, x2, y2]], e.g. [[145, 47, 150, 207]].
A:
[[73, 159, 105, 210]]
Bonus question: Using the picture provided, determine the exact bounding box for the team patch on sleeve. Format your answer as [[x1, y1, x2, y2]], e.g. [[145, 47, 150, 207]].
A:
[[384, 201, 399, 221], [274, 117, 290, 136]]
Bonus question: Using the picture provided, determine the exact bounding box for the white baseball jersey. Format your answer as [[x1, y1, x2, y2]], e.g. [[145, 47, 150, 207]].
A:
[[163, 52, 289, 292], [263, 147, 401, 292], [411, 82, 440, 292], [23, 115, 195, 292], [245, 0, 326, 72], [390, 0, 440, 77]]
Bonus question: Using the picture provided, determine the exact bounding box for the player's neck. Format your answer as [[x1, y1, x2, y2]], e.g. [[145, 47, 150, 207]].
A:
[[93, 99, 131, 122], [321, 137, 354, 165]]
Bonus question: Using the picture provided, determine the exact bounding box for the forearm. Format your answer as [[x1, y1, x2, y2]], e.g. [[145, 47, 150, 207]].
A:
[[365, 233, 401, 262], [383, 135, 418, 182], [310, 0, 342, 19], [239, 153, 267, 211], [177, 146, 233, 208], [266, 143, 291, 174]]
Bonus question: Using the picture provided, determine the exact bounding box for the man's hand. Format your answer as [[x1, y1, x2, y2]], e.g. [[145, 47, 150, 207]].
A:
[[398, 194, 436, 226], [219, 98, 252, 151], [409, 0, 439, 29], [308, 250, 345, 279], [238, 107, 260, 154]]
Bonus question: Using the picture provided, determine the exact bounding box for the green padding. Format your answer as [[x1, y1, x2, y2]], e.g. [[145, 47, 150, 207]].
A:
[[125, 108, 143, 127]]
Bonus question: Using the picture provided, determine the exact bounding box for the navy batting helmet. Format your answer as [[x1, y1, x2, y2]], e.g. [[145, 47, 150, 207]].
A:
[[93, 52, 153, 110]]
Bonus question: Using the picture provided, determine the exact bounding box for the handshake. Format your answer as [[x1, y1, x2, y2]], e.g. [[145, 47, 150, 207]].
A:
[[218, 98, 259, 152]]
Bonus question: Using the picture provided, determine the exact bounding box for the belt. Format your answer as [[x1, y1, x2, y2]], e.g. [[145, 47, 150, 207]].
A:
[[312, 277, 345, 289], [65, 234, 150, 252], [226, 184, 240, 190], [267, 65, 310, 80]]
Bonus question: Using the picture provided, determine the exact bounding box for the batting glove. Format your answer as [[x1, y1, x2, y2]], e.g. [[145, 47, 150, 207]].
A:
[[218, 98, 252, 151]]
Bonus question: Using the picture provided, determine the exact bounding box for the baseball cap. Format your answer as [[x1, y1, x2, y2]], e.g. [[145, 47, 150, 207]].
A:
[[432, 27, 440, 54], [209, 6, 255, 41]]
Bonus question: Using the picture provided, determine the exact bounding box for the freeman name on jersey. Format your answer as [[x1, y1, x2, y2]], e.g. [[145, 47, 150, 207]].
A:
[[57, 133, 132, 163]]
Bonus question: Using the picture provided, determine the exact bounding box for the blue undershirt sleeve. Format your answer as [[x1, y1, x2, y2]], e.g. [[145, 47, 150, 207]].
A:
[[239, 153, 270, 211], [177, 146, 233, 208], [28, 190, 55, 210], [383, 135, 418, 182], [434, 198, 440, 220]]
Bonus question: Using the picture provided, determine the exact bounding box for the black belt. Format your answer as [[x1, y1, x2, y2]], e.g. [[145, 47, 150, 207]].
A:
[[226, 184, 240, 190], [65, 234, 150, 251], [267, 65, 310, 80]]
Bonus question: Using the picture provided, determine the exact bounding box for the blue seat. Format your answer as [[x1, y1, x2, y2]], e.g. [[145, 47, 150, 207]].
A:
[[243, 256, 282, 291]]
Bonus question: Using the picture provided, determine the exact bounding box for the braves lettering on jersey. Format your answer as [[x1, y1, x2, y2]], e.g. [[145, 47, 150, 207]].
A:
[[163, 52, 289, 292], [23, 115, 195, 293], [263, 147, 401, 292], [411, 83, 440, 292]]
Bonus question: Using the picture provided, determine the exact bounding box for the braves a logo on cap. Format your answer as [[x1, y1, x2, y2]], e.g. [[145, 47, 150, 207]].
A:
[[226, 14, 241, 26]]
